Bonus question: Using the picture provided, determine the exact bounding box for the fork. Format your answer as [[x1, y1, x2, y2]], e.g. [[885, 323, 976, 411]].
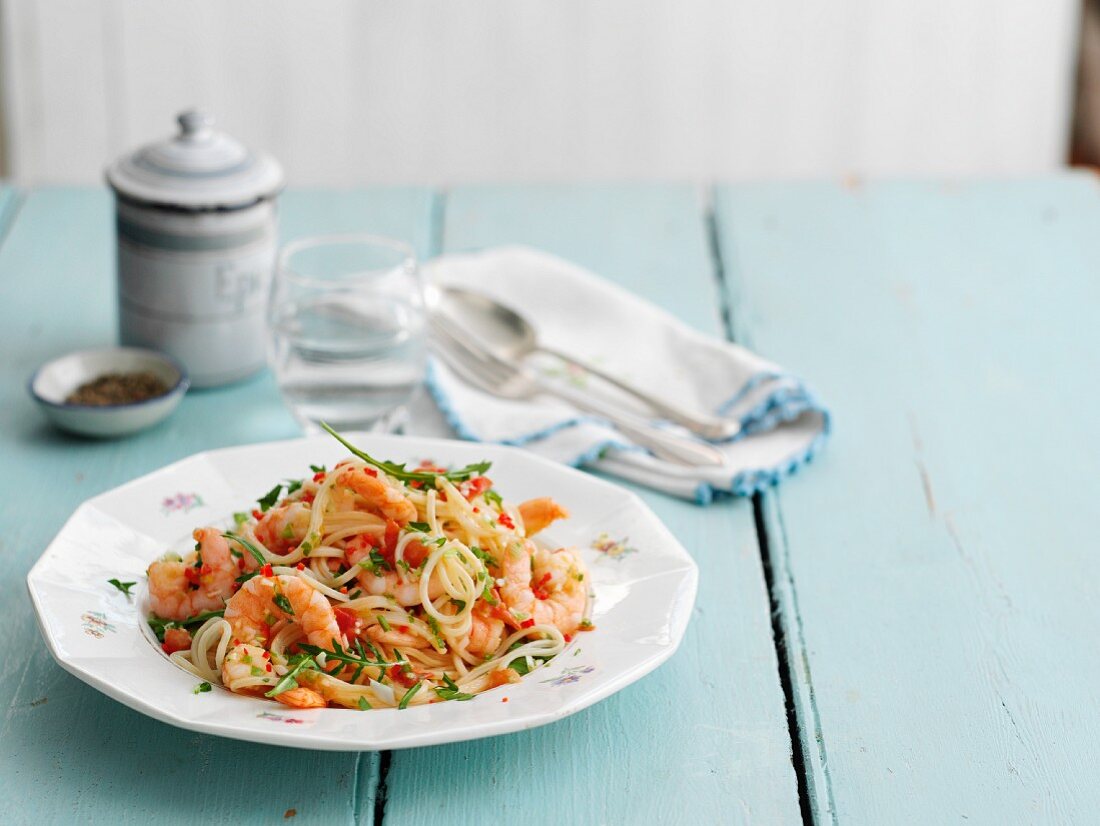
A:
[[430, 314, 727, 468]]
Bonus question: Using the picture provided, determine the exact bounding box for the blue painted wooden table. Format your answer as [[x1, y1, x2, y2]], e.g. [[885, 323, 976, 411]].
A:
[[1, 177, 1096, 824]]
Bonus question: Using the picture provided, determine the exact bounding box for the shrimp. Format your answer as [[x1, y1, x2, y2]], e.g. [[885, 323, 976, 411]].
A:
[[221, 642, 278, 694], [273, 686, 327, 709], [147, 528, 239, 621], [518, 498, 569, 537], [222, 640, 327, 707], [498, 540, 587, 636], [337, 466, 417, 524], [254, 502, 312, 554], [224, 574, 344, 650], [467, 607, 505, 656], [528, 544, 587, 633], [346, 535, 443, 607]]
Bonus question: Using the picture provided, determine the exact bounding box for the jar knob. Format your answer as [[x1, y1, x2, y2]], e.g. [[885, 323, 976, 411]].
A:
[[177, 109, 213, 141]]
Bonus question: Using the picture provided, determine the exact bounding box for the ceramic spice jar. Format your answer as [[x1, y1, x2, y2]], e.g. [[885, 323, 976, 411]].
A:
[[105, 110, 284, 388]]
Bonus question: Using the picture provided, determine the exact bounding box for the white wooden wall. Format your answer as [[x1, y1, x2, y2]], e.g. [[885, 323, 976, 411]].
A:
[[0, 0, 1081, 185]]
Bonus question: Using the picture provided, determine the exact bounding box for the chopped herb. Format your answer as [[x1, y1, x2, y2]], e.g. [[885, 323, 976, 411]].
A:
[[358, 548, 390, 577], [108, 578, 136, 597], [396, 559, 411, 575], [450, 599, 467, 612], [280, 524, 295, 540], [233, 512, 250, 526], [506, 642, 551, 676], [357, 696, 371, 711], [481, 584, 498, 605], [320, 423, 492, 485], [250, 665, 264, 677], [193, 681, 212, 694], [378, 615, 391, 632], [310, 464, 327, 474], [573, 572, 584, 581], [579, 619, 594, 630], [264, 613, 278, 627], [432, 537, 447, 547], [426, 615, 445, 649], [483, 489, 503, 509], [235, 571, 258, 585], [147, 610, 225, 642], [398, 681, 422, 710], [229, 548, 243, 559], [300, 541, 314, 555], [350, 590, 362, 600], [257, 483, 283, 512], [405, 521, 431, 533], [272, 592, 294, 615], [471, 547, 499, 568], [264, 653, 319, 698], [509, 657, 535, 676], [222, 532, 267, 566], [285, 478, 303, 495], [434, 674, 475, 702]]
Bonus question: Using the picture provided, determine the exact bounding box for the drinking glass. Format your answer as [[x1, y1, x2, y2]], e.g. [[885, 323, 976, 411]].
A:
[[267, 234, 426, 433]]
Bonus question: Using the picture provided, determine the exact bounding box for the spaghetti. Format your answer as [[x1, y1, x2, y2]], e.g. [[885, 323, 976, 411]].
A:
[[145, 427, 592, 710]]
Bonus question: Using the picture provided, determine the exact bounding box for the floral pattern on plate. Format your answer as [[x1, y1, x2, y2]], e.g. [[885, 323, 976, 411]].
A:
[[28, 432, 697, 751], [541, 665, 596, 686], [591, 532, 638, 560], [161, 492, 205, 515]]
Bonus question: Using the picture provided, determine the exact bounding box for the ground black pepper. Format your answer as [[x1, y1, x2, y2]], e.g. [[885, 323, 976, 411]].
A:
[[65, 371, 170, 406]]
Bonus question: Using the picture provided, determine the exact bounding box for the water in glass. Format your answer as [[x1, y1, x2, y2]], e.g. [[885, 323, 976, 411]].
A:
[[268, 235, 426, 432]]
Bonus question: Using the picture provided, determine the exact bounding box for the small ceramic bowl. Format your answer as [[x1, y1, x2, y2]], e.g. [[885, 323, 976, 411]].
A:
[[29, 347, 189, 438]]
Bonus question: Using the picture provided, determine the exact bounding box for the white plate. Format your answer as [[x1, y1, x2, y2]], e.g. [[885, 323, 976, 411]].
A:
[[26, 433, 697, 751]]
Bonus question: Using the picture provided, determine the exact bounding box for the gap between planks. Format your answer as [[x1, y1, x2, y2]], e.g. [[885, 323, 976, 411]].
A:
[[705, 188, 830, 826]]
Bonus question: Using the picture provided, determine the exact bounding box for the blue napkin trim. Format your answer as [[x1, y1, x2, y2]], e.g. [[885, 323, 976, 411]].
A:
[[711, 376, 832, 503], [426, 358, 831, 503]]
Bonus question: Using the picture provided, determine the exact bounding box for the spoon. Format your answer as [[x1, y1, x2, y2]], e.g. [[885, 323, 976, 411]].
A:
[[439, 287, 741, 440]]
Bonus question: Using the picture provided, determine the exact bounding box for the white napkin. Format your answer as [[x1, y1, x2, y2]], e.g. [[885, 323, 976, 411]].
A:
[[422, 247, 829, 503]]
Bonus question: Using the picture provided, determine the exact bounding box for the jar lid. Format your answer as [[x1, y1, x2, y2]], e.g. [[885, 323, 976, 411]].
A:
[[105, 110, 284, 210]]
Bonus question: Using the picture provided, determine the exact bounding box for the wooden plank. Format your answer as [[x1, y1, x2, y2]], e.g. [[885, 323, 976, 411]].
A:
[[0, 187, 435, 824], [714, 173, 1100, 823], [379, 185, 802, 825]]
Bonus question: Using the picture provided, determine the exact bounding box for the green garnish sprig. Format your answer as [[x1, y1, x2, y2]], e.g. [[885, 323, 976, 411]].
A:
[[256, 479, 306, 513], [148, 610, 224, 642], [320, 423, 491, 485], [108, 578, 136, 597], [297, 640, 394, 686], [222, 532, 267, 566], [433, 674, 475, 702], [398, 681, 422, 710], [264, 653, 319, 698]]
